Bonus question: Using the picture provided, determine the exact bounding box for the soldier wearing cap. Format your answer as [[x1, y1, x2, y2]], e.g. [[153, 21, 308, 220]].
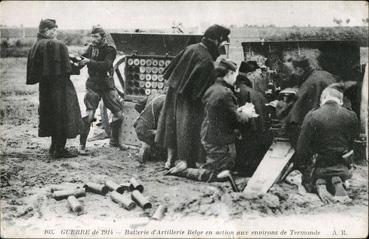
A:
[[78, 25, 125, 154], [233, 61, 269, 175], [27, 19, 82, 158], [279, 55, 337, 147], [156, 24, 231, 171], [167, 59, 251, 181], [296, 83, 358, 203]]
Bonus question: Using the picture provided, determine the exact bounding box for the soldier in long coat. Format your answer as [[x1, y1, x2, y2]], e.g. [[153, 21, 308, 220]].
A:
[[26, 19, 82, 158], [155, 25, 231, 170]]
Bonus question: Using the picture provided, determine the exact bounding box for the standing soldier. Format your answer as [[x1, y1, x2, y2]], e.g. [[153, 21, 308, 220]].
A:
[[27, 19, 82, 158], [78, 25, 125, 154], [156, 24, 231, 171]]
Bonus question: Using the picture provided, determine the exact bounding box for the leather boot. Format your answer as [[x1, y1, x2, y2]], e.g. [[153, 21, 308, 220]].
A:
[[79, 116, 91, 155], [110, 118, 127, 150]]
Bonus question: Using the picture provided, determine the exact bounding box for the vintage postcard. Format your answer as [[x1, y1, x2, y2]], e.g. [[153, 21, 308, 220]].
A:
[[0, 1, 368, 238]]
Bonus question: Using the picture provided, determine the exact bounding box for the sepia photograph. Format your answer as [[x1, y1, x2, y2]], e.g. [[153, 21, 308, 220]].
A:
[[0, 1, 368, 238]]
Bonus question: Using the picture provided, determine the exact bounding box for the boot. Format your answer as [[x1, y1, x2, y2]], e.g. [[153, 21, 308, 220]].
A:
[[110, 118, 127, 150], [79, 116, 91, 155]]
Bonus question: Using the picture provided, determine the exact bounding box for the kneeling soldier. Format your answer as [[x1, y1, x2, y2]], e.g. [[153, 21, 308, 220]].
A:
[[296, 84, 358, 203]]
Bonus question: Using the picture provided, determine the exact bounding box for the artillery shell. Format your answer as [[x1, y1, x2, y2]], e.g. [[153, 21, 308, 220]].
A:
[[145, 67, 152, 74], [50, 185, 78, 193], [139, 66, 146, 73], [145, 74, 152, 81], [151, 75, 158, 81], [133, 59, 140, 66], [131, 190, 152, 209], [151, 67, 158, 74], [157, 82, 164, 89], [152, 205, 167, 220], [158, 67, 165, 74], [152, 59, 158, 66], [127, 58, 134, 65], [83, 182, 109, 195], [158, 60, 165, 67], [129, 178, 144, 193], [158, 89, 164, 94], [145, 82, 152, 88], [158, 75, 164, 82], [145, 59, 152, 66], [110, 191, 136, 210], [145, 89, 151, 95], [105, 180, 128, 194], [140, 59, 146, 66], [139, 81, 145, 88], [165, 60, 171, 67], [151, 89, 158, 95], [139, 74, 146, 81], [52, 188, 86, 201], [67, 196, 83, 213], [151, 82, 158, 89]]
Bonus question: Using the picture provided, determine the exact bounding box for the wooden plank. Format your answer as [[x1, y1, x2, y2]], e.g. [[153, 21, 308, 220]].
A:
[[243, 139, 295, 195]]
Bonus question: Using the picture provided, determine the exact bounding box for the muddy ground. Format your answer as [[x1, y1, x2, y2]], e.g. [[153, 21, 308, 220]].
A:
[[0, 57, 368, 238]]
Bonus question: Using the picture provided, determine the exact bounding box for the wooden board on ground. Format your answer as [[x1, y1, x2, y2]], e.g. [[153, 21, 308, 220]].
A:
[[243, 138, 295, 195]]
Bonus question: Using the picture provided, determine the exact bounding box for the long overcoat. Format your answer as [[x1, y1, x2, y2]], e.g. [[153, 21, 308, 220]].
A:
[[155, 38, 219, 167], [27, 33, 82, 138]]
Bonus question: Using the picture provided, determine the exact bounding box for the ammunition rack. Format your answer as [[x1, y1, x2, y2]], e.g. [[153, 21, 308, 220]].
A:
[[123, 55, 171, 101]]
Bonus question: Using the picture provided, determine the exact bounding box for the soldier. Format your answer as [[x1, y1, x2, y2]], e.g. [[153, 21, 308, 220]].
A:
[[134, 94, 166, 163], [278, 56, 337, 147], [27, 19, 82, 158], [296, 84, 358, 203], [155, 24, 231, 173], [78, 25, 125, 154], [233, 61, 269, 175]]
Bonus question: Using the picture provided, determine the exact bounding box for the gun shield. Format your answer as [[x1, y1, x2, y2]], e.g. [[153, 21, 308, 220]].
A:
[[129, 178, 144, 193], [152, 205, 167, 220], [67, 196, 83, 214], [110, 191, 136, 210], [83, 182, 109, 195], [52, 188, 86, 201]]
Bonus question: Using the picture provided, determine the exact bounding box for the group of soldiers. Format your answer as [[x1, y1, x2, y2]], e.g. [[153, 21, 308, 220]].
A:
[[27, 19, 359, 203]]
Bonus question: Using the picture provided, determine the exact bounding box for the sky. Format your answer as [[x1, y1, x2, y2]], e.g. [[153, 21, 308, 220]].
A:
[[0, 1, 368, 30]]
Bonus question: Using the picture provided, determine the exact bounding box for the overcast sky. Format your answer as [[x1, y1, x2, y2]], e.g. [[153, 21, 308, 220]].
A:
[[1, 1, 368, 30]]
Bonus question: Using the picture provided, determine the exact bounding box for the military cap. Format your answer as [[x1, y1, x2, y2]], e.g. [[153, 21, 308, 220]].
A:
[[91, 25, 106, 36], [39, 19, 57, 32], [238, 61, 260, 74], [216, 58, 237, 72], [204, 24, 230, 42]]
